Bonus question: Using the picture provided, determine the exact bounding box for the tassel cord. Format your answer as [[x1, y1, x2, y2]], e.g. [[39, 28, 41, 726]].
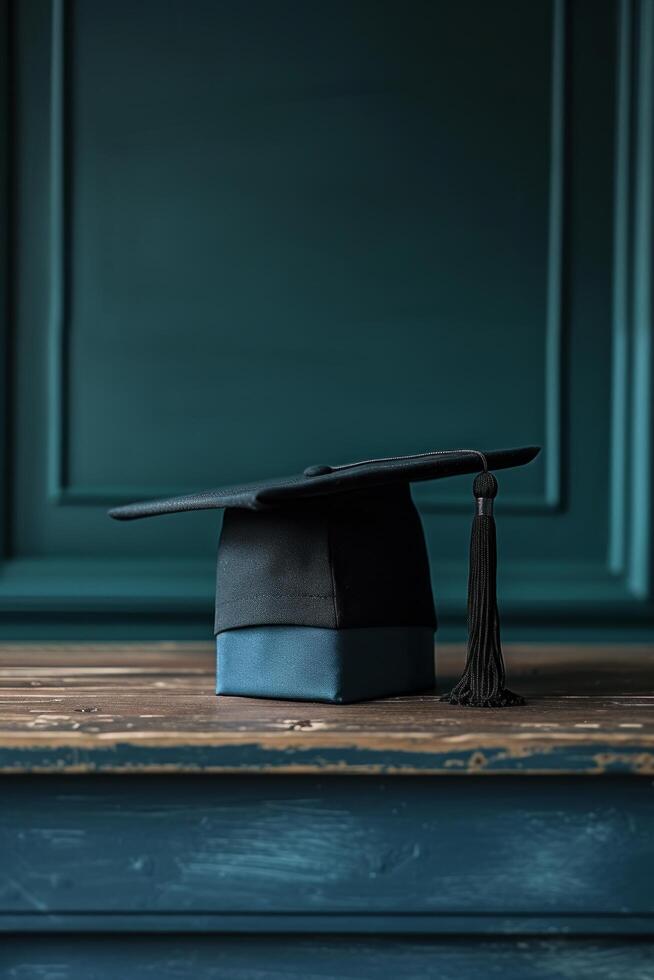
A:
[[441, 471, 525, 708]]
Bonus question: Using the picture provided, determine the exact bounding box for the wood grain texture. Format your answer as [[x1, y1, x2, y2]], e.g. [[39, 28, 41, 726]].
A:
[[0, 643, 653, 774], [2, 775, 654, 922], [3, 935, 654, 980]]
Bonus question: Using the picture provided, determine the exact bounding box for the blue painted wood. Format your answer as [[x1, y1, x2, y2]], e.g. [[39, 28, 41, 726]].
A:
[[3, 735, 654, 775], [2, 776, 654, 922], [3, 649, 653, 969], [4, 912, 654, 937], [3, 935, 654, 980], [2, 0, 653, 637]]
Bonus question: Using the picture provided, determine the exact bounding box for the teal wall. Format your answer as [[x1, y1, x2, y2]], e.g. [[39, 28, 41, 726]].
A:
[[1, 0, 653, 639]]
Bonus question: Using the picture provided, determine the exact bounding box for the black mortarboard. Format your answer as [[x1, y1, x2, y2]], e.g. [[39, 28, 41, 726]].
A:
[[110, 446, 540, 706]]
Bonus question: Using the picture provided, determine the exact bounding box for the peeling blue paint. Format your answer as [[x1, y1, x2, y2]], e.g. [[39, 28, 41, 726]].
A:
[[1, 740, 653, 774]]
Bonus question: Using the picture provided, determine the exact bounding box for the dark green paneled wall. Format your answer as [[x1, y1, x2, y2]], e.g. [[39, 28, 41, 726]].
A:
[[2, 0, 653, 637]]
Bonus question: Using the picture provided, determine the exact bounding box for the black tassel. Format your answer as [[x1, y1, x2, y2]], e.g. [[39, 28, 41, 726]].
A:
[[441, 470, 525, 708]]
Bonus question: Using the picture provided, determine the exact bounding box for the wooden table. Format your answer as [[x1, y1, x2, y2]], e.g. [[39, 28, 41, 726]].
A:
[[1, 643, 654, 979]]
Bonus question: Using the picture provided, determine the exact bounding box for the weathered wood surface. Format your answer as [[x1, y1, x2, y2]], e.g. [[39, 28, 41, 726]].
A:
[[3, 935, 654, 980], [3, 774, 654, 923], [0, 643, 653, 774]]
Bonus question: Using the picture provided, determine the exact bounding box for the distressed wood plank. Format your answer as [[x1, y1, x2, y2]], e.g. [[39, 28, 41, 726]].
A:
[[3, 935, 654, 980], [0, 644, 653, 773], [2, 775, 654, 918]]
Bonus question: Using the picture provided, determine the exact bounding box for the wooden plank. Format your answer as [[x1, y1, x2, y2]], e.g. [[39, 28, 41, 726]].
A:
[[4, 912, 654, 937], [1, 774, 654, 920], [3, 935, 653, 980], [0, 644, 653, 774]]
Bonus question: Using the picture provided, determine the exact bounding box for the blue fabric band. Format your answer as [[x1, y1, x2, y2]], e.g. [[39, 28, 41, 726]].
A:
[[216, 625, 435, 704]]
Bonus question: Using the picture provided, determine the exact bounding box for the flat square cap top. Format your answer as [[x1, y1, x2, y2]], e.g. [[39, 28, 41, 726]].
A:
[[109, 446, 540, 520]]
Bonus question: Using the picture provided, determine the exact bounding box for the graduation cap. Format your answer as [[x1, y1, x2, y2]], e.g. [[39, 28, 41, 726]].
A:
[[110, 446, 539, 706]]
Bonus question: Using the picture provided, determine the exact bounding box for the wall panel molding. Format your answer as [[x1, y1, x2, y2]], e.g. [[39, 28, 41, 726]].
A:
[[1, 0, 652, 636], [0, 0, 12, 562], [609, 0, 654, 599], [44, 0, 565, 514]]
